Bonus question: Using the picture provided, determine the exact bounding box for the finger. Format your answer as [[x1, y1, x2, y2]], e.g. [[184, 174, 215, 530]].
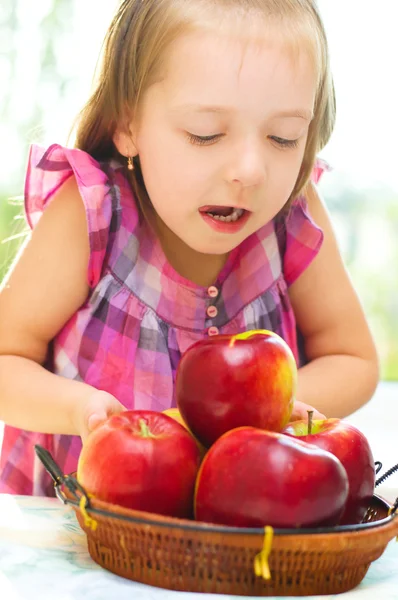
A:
[[87, 413, 106, 432], [289, 406, 308, 421], [315, 411, 327, 420], [288, 412, 304, 422]]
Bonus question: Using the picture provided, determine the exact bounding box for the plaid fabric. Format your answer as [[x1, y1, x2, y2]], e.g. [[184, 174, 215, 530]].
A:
[[0, 144, 328, 496]]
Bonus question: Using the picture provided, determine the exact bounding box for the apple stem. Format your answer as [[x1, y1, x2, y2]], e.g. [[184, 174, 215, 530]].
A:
[[139, 419, 153, 438], [307, 410, 314, 435]]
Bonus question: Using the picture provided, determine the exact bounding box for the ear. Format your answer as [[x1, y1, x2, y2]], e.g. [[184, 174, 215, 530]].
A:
[[113, 129, 139, 158]]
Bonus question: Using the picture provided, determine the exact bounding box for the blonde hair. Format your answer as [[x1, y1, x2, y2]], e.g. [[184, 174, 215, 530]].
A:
[[73, 0, 335, 207]]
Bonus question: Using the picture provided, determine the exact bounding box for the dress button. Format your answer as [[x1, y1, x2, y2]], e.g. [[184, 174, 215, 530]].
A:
[[208, 326, 219, 336], [207, 305, 218, 318], [207, 285, 219, 298]]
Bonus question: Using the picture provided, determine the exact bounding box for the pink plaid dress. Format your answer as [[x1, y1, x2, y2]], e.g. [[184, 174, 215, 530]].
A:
[[0, 144, 328, 496]]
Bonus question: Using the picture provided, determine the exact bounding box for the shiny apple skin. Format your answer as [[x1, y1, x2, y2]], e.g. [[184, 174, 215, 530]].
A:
[[176, 330, 296, 448], [77, 410, 201, 518], [283, 418, 375, 524], [163, 408, 207, 459], [194, 426, 349, 529]]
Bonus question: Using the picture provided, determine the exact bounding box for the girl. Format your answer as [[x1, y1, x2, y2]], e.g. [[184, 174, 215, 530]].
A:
[[0, 0, 378, 496]]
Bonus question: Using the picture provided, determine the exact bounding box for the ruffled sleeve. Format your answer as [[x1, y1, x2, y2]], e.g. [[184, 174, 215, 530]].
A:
[[24, 143, 121, 289], [280, 158, 330, 286]]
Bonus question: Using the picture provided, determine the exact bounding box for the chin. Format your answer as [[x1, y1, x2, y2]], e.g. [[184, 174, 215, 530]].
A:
[[188, 238, 240, 256]]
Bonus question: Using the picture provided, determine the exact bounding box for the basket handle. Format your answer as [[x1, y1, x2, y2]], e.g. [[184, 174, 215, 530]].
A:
[[34, 444, 90, 505], [390, 497, 398, 517], [35, 445, 65, 484], [375, 461, 398, 488], [375, 460, 398, 519]]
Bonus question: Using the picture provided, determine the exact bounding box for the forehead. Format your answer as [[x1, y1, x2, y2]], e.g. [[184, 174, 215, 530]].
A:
[[155, 26, 317, 117]]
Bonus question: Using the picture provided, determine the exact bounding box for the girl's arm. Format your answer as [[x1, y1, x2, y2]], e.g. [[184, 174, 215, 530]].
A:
[[0, 177, 125, 440], [288, 182, 379, 418]]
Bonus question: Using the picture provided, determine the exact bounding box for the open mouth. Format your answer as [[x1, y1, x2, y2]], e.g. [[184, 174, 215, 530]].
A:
[[199, 206, 248, 223]]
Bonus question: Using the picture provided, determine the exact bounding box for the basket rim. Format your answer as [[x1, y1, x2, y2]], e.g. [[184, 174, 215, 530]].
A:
[[59, 481, 397, 538]]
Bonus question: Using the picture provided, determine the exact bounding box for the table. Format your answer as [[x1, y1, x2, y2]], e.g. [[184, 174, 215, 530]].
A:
[[0, 494, 398, 600], [1, 382, 398, 599]]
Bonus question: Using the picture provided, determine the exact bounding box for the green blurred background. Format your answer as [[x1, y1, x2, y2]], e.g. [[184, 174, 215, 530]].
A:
[[1, 0, 397, 379]]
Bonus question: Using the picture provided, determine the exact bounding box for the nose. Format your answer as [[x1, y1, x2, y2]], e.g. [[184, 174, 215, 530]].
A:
[[225, 137, 266, 189]]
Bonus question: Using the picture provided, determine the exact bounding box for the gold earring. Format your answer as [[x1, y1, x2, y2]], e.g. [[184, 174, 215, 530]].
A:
[[127, 156, 134, 171]]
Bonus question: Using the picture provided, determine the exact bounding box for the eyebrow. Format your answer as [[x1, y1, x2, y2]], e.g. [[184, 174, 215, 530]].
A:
[[171, 104, 313, 121]]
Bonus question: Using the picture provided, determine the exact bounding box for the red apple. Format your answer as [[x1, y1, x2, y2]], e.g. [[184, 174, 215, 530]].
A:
[[194, 426, 349, 529], [162, 408, 207, 459], [283, 415, 375, 525], [77, 410, 201, 518], [176, 330, 297, 448]]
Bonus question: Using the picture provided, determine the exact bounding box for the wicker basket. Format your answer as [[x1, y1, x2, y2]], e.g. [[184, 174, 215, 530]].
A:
[[36, 445, 398, 596]]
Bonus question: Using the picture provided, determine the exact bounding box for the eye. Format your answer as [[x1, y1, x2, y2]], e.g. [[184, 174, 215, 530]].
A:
[[270, 136, 300, 150], [186, 133, 223, 146]]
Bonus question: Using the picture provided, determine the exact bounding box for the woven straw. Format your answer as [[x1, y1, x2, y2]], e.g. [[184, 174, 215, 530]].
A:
[[60, 481, 398, 596]]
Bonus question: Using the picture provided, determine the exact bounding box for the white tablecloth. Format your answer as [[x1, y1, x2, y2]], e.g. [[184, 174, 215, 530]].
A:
[[0, 494, 397, 600]]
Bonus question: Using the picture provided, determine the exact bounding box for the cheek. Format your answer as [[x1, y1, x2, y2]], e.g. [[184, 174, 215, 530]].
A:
[[260, 169, 297, 217], [270, 152, 304, 198], [138, 149, 192, 222], [139, 136, 210, 208]]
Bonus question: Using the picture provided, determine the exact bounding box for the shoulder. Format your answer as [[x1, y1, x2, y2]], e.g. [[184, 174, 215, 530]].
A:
[[25, 143, 140, 289]]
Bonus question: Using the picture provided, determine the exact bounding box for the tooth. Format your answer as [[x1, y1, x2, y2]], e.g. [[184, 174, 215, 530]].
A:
[[207, 208, 246, 223]]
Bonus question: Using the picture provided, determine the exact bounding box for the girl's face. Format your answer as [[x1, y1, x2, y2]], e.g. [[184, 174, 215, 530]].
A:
[[130, 27, 317, 256]]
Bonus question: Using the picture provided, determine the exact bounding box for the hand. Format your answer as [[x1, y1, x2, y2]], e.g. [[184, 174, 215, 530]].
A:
[[74, 389, 126, 443], [290, 400, 326, 422]]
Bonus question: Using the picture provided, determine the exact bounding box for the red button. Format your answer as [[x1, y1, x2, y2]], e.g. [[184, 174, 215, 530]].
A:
[[207, 286, 218, 298], [208, 326, 219, 336], [207, 305, 218, 318]]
